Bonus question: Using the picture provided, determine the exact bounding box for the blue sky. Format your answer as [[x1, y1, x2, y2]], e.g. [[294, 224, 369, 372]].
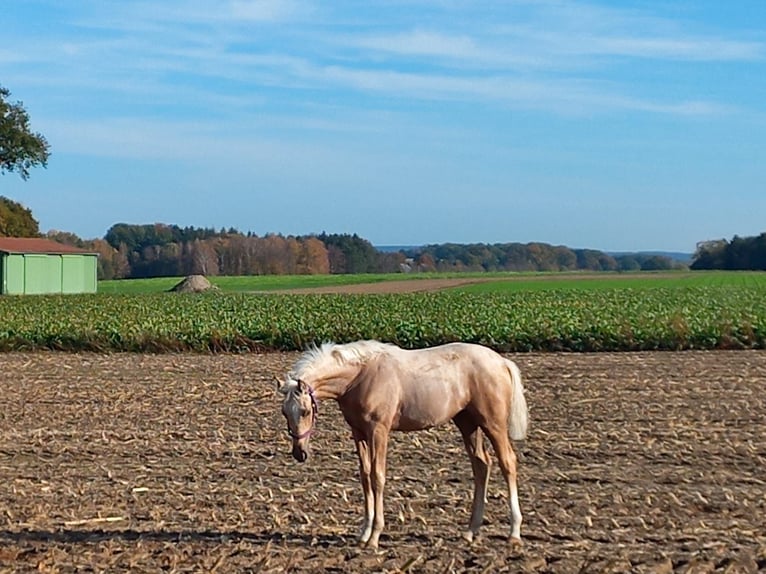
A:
[[3, 0, 764, 252]]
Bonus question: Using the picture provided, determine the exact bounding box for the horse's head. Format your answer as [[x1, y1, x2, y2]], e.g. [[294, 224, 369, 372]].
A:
[[276, 376, 318, 463]]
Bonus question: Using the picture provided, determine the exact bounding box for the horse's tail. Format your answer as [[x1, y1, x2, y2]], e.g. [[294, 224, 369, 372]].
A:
[[506, 359, 528, 441]]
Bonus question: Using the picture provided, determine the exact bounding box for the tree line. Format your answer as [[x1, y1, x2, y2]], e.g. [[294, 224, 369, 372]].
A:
[[49, 224, 407, 279], [691, 234, 766, 270], [400, 243, 683, 273], [1, 199, 688, 279], [47, 221, 685, 279], [12, 195, 766, 279]]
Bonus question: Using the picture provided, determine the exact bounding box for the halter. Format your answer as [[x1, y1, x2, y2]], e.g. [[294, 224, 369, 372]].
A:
[[287, 382, 318, 440]]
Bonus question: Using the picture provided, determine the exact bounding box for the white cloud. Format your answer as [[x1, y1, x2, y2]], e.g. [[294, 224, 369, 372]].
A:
[[355, 30, 484, 60], [228, 0, 307, 22], [96, 0, 312, 26], [4, 0, 760, 126], [314, 65, 728, 117], [551, 34, 763, 62]]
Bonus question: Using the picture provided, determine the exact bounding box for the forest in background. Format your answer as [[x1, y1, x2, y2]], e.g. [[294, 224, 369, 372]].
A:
[[6, 195, 766, 280], [45, 222, 684, 280]]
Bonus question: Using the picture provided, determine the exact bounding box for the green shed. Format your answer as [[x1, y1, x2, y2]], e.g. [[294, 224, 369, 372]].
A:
[[0, 238, 98, 295]]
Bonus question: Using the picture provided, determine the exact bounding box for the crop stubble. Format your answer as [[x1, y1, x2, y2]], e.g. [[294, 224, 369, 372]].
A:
[[0, 351, 764, 573]]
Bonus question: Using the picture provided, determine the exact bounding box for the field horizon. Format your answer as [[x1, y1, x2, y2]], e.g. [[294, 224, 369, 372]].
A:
[[97, 269, 763, 295]]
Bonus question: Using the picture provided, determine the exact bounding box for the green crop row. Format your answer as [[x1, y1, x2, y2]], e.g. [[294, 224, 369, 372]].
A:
[[0, 285, 764, 352], [97, 270, 766, 295]]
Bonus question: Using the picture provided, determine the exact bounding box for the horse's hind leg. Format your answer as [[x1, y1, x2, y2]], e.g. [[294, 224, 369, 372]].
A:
[[352, 428, 374, 545], [483, 426, 522, 545], [453, 411, 492, 543]]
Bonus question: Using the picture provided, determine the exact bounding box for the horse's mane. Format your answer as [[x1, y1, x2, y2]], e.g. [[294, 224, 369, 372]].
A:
[[292, 340, 395, 380]]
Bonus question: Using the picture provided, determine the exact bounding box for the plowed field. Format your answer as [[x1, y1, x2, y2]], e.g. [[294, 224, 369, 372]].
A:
[[1, 351, 764, 573]]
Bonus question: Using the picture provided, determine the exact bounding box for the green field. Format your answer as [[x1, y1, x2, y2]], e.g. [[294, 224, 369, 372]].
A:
[[97, 272, 508, 294], [453, 270, 766, 292], [98, 270, 766, 294], [1, 271, 765, 352]]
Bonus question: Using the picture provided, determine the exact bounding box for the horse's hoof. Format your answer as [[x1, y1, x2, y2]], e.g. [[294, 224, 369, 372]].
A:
[[356, 531, 371, 546], [509, 536, 523, 549], [461, 530, 479, 544]]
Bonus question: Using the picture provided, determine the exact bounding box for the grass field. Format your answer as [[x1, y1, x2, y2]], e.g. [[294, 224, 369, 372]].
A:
[[97, 272, 492, 294], [98, 270, 766, 294]]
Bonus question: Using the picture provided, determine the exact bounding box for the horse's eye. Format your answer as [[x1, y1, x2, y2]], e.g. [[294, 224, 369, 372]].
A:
[[300, 408, 311, 417]]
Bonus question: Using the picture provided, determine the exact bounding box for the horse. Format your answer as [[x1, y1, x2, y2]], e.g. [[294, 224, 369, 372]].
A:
[[276, 340, 528, 549]]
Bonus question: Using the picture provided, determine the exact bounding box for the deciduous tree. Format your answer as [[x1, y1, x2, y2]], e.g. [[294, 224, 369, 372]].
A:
[[0, 86, 50, 180], [0, 196, 39, 237]]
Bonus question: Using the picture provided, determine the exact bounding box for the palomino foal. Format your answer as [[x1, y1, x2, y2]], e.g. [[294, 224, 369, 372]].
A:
[[277, 340, 528, 549]]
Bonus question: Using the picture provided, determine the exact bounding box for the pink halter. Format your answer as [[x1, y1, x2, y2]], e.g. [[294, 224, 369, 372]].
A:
[[288, 382, 318, 440]]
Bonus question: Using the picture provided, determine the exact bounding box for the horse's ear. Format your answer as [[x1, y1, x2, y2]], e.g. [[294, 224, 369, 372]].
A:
[[275, 377, 287, 394], [296, 379, 306, 393]]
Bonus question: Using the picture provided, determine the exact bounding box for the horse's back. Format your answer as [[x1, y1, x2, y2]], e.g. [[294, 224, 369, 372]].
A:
[[374, 343, 512, 425]]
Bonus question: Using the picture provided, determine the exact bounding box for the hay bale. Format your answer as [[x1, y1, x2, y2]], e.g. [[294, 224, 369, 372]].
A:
[[169, 275, 219, 293]]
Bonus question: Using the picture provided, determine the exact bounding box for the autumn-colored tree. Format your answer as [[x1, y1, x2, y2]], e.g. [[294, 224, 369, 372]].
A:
[[45, 229, 86, 247], [299, 236, 330, 274], [553, 245, 577, 270], [285, 237, 302, 274], [88, 239, 118, 280], [415, 252, 436, 272], [527, 242, 557, 271], [0, 195, 39, 237], [190, 239, 219, 276], [262, 235, 289, 274], [217, 235, 248, 275], [115, 243, 131, 278]]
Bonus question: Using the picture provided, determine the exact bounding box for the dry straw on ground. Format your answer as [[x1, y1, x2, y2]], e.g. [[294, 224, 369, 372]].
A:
[[0, 351, 764, 572]]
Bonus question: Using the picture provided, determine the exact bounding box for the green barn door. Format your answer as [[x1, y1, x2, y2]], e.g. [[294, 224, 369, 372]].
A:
[[4, 255, 26, 294], [24, 255, 63, 294], [62, 255, 84, 293], [62, 255, 98, 293]]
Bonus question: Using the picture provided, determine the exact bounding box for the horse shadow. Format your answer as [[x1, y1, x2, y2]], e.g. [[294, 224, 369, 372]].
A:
[[0, 528, 525, 556], [0, 528, 349, 548]]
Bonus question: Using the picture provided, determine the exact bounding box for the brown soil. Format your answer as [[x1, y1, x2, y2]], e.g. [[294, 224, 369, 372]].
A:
[[1, 351, 764, 573]]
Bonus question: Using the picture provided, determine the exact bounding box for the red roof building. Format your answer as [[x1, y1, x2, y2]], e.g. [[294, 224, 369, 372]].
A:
[[0, 237, 98, 294], [0, 237, 96, 255]]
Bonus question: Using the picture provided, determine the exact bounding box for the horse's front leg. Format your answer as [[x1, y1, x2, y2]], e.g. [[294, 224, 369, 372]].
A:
[[352, 428, 374, 545], [366, 424, 390, 549]]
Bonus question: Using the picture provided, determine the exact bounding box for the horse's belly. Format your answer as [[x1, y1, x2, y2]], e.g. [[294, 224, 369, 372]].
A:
[[395, 414, 437, 432], [394, 399, 464, 431]]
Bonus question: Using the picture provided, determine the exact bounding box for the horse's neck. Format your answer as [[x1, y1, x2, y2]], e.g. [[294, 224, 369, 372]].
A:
[[310, 363, 361, 401]]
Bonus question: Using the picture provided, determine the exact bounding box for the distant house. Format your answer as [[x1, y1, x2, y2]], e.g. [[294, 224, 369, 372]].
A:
[[0, 238, 98, 295]]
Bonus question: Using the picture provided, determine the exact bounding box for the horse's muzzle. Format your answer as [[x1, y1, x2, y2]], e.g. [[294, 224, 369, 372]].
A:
[[292, 445, 308, 463]]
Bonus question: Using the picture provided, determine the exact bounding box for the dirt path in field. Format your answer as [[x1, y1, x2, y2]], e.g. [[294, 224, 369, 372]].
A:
[[277, 278, 492, 294], [273, 272, 691, 294], [1, 351, 764, 572]]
